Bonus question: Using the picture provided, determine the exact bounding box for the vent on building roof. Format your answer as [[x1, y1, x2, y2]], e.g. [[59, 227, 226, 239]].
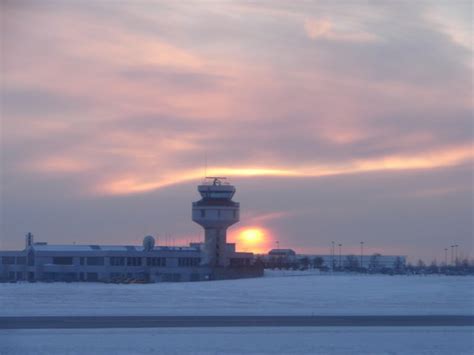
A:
[[143, 236, 155, 251]]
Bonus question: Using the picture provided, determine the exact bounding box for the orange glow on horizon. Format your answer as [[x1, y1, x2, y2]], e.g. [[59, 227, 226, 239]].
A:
[[230, 227, 272, 254]]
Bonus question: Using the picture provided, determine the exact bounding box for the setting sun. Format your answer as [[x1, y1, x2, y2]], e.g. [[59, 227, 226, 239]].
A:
[[231, 227, 270, 253], [241, 228, 264, 243]]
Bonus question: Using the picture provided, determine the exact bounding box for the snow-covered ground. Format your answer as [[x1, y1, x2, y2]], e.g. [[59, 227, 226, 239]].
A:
[[1, 273, 473, 316], [1, 274, 473, 354], [1, 327, 473, 355]]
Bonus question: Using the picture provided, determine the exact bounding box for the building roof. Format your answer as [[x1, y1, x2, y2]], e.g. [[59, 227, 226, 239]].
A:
[[30, 244, 199, 252], [268, 249, 296, 256]]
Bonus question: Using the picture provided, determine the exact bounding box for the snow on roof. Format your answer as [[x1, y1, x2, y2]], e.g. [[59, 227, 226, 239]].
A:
[[159, 246, 199, 252], [31, 244, 199, 252], [31, 244, 135, 252]]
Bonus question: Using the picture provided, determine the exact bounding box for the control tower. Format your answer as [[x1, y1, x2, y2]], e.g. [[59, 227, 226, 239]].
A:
[[192, 177, 239, 267]]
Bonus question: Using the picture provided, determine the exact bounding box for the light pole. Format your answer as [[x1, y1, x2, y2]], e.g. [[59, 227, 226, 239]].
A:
[[360, 241, 364, 269], [454, 244, 458, 265], [338, 243, 342, 270], [276, 241, 280, 249], [450, 245, 454, 265], [331, 241, 335, 270], [444, 248, 448, 266]]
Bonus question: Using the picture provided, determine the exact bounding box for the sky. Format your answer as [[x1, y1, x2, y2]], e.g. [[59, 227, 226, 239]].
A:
[[1, 0, 472, 262]]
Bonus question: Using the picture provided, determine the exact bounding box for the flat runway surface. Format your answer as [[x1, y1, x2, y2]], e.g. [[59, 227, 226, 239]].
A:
[[1, 315, 473, 329]]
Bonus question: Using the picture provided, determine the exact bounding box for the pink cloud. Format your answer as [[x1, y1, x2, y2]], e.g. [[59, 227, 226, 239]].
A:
[[304, 18, 378, 42]]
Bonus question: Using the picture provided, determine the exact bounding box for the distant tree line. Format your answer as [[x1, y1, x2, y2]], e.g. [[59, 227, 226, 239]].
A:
[[258, 254, 474, 276], [406, 258, 474, 276]]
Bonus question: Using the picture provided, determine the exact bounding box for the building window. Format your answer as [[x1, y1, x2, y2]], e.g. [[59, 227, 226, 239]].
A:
[[2, 256, 15, 265], [178, 257, 201, 267], [110, 257, 125, 266], [127, 257, 142, 266], [200, 210, 205, 218], [16, 256, 26, 265], [147, 257, 166, 267], [53, 257, 73, 265], [87, 257, 105, 266], [87, 273, 98, 281], [80, 257, 85, 266]]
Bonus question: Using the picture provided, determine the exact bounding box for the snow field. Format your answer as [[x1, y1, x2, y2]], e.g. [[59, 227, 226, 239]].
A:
[[0, 274, 472, 316], [1, 327, 473, 355]]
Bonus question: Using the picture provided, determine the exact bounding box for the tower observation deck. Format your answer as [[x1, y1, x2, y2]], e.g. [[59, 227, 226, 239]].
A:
[[192, 177, 239, 267]]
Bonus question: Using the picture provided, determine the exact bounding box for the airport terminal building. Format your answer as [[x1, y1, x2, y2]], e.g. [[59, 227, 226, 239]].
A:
[[0, 235, 256, 283], [263, 249, 406, 270], [0, 178, 262, 283]]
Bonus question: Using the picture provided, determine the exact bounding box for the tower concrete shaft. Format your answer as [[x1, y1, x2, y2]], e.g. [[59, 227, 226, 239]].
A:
[[192, 177, 239, 267]]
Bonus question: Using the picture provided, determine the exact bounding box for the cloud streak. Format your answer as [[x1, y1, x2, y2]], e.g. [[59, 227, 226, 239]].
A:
[[304, 18, 378, 42], [95, 144, 472, 195]]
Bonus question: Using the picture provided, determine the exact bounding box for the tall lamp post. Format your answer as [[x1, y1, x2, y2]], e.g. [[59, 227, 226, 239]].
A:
[[450, 245, 454, 265], [444, 248, 448, 266], [454, 244, 458, 265], [360, 241, 364, 269], [331, 241, 335, 271], [338, 243, 342, 270]]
